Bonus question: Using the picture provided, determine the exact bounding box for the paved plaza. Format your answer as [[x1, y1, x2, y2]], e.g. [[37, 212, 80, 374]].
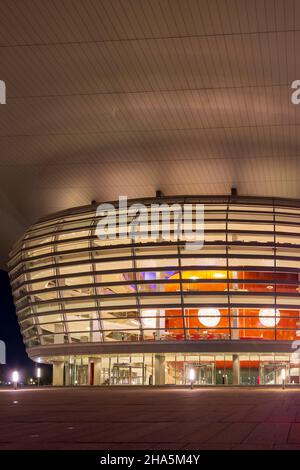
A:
[[1, 387, 300, 450]]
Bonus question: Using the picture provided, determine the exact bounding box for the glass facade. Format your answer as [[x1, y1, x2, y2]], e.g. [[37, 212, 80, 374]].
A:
[[7, 196, 300, 385], [42, 353, 300, 386]]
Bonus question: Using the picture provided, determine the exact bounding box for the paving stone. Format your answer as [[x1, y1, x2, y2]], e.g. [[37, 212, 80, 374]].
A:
[[207, 422, 257, 444], [0, 387, 299, 449], [244, 422, 291, 444], [287, 423, 300, 444]]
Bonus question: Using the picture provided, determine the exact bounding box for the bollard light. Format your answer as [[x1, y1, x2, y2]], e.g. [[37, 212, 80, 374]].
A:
[[282, 368, 286, 389], [37, 367, 41, 386], [12, 370, 19, 389], [189, 368, 195, 389]]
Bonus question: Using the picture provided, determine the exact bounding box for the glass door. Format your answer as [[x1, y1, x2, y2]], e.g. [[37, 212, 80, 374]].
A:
[[261, 363, 288, 385], [184, 363, 214, 385], [111, 365, 131, 384], [111, 364, 145, 385]]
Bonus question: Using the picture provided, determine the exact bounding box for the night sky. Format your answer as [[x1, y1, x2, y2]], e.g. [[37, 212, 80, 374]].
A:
[[0, 269, 51, 383]]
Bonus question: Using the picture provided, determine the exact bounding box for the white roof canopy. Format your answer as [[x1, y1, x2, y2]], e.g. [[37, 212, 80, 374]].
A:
[[0, 0, 299, 266]]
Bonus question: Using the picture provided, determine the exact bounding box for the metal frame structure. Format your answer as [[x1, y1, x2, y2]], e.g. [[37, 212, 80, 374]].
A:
[[7, 196, 300, 371]]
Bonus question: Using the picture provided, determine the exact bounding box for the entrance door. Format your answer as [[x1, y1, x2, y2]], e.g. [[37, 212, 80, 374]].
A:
[[184, 364, 214, 385], [261, 363, 288, 385], [111, 365, 131, 384], [111, 364, 145, 385], [77, 365, 88, 385]]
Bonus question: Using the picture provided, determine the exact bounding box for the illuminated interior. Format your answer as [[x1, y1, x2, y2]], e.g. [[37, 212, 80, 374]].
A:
[[7, 196, 300, 385]]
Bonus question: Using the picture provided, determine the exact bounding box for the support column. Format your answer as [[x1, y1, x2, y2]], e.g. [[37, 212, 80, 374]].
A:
[[64, 363, 72, 386], [232, 354, 240, 385], [211, 362, 216, 385], [155, 354, 165, 385], [52, 361, 64, 386]]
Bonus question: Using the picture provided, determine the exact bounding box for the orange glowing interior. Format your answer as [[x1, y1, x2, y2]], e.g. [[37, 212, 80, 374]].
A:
[[164, 270, 300, 340]]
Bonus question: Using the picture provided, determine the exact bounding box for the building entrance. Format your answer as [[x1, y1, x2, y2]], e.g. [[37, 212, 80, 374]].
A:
[[261, 362, 288, 385], [110, 363, 145, 385], [184, 363, 214, 385]]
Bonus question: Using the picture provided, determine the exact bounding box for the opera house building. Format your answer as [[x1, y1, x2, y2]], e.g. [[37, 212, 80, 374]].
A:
[[8, 195, 300, 387]]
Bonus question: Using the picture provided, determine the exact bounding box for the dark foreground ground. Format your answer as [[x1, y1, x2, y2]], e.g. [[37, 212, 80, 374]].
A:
[[1, 386, 300, 450]]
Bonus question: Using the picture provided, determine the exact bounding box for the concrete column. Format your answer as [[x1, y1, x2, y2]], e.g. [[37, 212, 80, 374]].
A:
[[64, 363, 72, 386], [155, 354, 165, 385], [52, 361, 64, 386], [232, 354, 240, 385], [211, 363, 216, 385]]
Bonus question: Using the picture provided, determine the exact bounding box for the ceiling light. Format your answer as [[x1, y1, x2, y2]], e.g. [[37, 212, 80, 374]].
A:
[[198, 308, 221, 327], [213, 273, 226, 279], [259, 308, 280, 327]]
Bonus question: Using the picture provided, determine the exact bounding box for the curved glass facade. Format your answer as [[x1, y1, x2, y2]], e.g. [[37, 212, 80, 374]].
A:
[[7, 196, 300, 385], [8, 196, 300, 347]]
